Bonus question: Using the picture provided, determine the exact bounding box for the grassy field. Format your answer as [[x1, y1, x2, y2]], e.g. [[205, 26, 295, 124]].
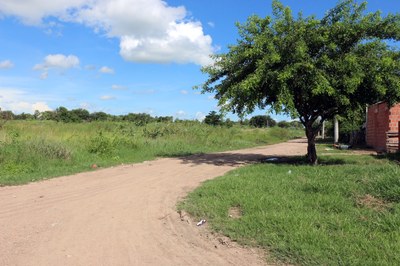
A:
[[180, 152, 400, 265], [0, 120, 303, 186]]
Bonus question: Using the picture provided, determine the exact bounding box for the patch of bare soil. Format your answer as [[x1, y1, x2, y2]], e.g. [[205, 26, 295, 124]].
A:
[[228, 206, 242, 219], [0, 139, 306, 266], [356, 194, 391, 212]]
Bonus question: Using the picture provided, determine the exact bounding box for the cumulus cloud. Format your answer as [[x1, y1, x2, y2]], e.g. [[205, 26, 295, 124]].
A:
[[195, 111, 205, 122], [33, 54, 79, 79], [0, 88, 51, 113], [100, 95, 116, 100], [33, 54, 80, 71], [0, 0, 214, 65], [0, 0, 86, 25], [0, 60, 14, 69], [99, 66, 114, 74]]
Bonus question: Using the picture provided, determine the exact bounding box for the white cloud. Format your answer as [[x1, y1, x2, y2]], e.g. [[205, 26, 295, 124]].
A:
[[0, 0, 215, 65], [119, 21, 213, 65], [0, 88, 51, 113], [99, 66, 114, 74], [175, 110, 186, 118], [195, 111, 205, 122], [111, 84, 127, 90], [33, 54, 80, 71], [32, 102, 51, 112], [180, 90, 188, 95], [0, 60, 14, 69], [33, 54, 79, 79], [100, 95, 116, 100], [208, 22, 215, 28], [0, 0, 87, 25]]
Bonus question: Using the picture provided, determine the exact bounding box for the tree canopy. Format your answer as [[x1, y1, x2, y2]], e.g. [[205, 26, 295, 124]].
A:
[[199, 0, 400, 164]]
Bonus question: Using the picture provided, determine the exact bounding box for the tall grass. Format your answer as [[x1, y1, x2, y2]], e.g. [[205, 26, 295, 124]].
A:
[[0, 120, 303, 186], [180, 154, 400, 265]]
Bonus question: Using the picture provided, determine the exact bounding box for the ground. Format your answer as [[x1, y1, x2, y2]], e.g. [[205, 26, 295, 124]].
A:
[[0, 139, 306, 266]]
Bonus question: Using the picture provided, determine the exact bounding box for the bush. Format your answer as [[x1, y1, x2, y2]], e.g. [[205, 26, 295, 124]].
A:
[[87, 132, 116, 156], [26, 139, 71, 160], [249, 115, 276, 128], [277, 121, 290, 128], [204, 111, 223, 126]]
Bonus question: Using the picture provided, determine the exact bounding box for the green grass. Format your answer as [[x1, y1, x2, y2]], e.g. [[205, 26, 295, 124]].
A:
[[179, 154, 400, 265], [0, 120, 303, 186]]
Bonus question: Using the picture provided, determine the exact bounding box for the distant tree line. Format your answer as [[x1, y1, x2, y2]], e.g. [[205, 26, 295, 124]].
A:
[[0, 107, 173, 126], [203, 111, 302, 129], [0, 107, 302, 128]]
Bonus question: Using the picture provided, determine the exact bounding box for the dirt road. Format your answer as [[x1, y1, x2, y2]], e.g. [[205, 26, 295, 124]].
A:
[[0, 139, 306, 266]]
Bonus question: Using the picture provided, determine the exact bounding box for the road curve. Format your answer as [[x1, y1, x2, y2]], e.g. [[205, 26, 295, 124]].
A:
[[0, 139, 306, 266]]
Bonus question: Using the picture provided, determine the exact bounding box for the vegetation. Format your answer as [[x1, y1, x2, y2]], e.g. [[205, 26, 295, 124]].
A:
[[0, 120, 303, 186], [180, 152, 400, 265], [198, 0, 400, 164], [1, 106, 174, 125], [203, 111, 224, 126], [249, 115, 276, 128]]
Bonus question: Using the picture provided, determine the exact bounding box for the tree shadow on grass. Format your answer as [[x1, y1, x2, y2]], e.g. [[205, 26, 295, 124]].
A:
[[262, 156, 347, 166], [178, 152, 269, 167], [178, 153, 347, 167], [157, 151, 197, 157], [374, 152, 400, 165]]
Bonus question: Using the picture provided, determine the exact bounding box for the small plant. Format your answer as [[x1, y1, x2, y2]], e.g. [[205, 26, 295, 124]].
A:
[[87, 131, 116, 156]]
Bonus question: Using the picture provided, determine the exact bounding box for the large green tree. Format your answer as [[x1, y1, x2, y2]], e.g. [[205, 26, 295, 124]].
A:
[[199, 0, 400, 164]]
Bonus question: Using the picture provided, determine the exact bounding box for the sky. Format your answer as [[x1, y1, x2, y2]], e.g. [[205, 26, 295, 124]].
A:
[[0, 0, 399, 121]]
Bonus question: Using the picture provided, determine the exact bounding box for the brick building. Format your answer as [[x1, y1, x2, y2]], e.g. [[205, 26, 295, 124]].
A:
[[366, 102, 400, 152]]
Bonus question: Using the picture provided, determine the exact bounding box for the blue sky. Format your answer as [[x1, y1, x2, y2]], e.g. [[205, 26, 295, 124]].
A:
[[0, 0, 398, 121]]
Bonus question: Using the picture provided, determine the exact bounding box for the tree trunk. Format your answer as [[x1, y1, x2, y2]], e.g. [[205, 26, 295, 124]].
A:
[[306, 125, 318, 165]]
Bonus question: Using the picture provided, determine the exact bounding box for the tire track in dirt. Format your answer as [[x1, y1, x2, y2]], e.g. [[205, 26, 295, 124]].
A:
[[0, 139, 306, 266]]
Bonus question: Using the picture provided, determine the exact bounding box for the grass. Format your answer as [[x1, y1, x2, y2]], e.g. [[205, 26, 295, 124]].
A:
[[0, 120, 303, 186], [179, 153, 400, 265]]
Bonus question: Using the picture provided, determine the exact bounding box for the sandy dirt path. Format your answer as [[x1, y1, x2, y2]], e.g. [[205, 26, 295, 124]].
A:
[[0, 139, 306, 266]]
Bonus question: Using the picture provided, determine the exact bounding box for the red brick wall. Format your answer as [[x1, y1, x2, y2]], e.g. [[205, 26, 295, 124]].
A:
[[366, 102, 390, 151], [366, 102, 400, 151], [388, 105, 400, 132]]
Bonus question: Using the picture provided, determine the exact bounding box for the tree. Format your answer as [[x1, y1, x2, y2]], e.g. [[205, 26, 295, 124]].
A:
[[199, 0, 400, 164], [277, 120, 291, 128], [70, 108, 90, 122], [249, 115, 276, 128], [204, 111, 223, 126], [90, 111, 109, 121], [123, 113, 153, 126], [0, 110, 14, 120]]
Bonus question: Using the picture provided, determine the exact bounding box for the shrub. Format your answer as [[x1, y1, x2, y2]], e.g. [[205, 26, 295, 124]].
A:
[[249, 115, 276, 128], [87, 132, 116, 155], [26, 139, 72, 160]]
